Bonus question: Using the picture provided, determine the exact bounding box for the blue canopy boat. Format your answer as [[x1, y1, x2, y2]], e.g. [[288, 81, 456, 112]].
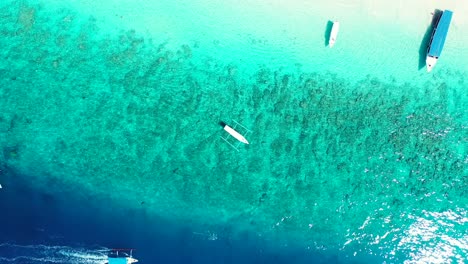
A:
[[426, 10, 453, 72], [106, 249, 138, 264]]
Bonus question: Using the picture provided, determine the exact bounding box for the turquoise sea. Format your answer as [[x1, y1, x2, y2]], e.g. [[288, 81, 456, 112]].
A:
[[1, 0, 467, 263]]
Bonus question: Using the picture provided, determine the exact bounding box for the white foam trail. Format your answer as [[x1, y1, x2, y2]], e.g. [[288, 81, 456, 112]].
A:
[[0, 243, 109, 264]]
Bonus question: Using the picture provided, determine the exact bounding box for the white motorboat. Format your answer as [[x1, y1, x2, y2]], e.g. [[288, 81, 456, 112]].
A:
[[329, 21, 340, 48]]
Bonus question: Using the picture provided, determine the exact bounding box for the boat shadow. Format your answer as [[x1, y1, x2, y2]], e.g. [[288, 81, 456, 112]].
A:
[[324, 20, 334, 47], [418, 9, 443, 70]]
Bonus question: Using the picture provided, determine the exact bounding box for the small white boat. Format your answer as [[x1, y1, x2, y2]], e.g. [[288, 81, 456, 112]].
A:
[[329, 21, 340, 48], [223, 124, 249, 144], [220, 120, 251, 151]]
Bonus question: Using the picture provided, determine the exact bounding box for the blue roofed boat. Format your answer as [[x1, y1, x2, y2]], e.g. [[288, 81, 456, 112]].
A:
[[426, 10, 453, 72], [106, 249, 138, 264]]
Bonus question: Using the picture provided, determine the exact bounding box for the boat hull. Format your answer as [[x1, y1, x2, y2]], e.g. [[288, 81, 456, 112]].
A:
[[329, 21, 340, 47], [224, 125, 249, 144], [426, 56, 437, 72], [426, 10, 453, 72]]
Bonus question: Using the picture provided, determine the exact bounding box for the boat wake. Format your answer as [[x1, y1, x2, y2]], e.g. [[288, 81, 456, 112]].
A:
[[0, 243, 109, 264]]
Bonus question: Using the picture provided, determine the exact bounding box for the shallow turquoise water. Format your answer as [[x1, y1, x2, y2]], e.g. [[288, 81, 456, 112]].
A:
[[1, 0, 467, 262]]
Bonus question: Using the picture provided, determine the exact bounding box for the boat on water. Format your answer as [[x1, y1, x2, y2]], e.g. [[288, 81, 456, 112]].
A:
[[223, 124, 249, 144], [106, 249, 138, 264], [329, 21, 340, 47], [426, 10, 453, 72], [219, 120, 251, 151]]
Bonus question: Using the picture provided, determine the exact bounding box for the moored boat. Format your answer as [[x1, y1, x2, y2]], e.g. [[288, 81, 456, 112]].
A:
[[219, 120, 251, 151], [329, 21, 340, 48], [426, 10, 453, 72]]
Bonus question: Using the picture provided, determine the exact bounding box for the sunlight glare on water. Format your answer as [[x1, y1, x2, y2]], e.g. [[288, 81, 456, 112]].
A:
[[398, 209, 468, 263]]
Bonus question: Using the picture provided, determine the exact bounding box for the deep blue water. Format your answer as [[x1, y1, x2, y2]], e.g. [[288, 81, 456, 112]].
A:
[[0, 168, 387, 263], [0, 170, 306, 263]]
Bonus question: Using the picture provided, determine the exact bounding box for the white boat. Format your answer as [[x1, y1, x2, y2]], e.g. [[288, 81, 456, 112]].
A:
[[220, 120, 251, 151], [223, 124, 249, 144], [329, 21, 340, 48]]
